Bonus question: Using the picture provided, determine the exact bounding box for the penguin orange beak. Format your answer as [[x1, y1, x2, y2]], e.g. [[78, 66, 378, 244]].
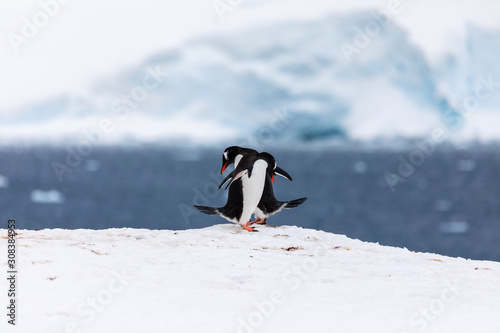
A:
[[221, 161, 228, 174], [272, 174, 275, 183]]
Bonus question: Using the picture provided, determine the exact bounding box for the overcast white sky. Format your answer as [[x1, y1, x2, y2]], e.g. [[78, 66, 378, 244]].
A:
[[1, 0, 499, 113]]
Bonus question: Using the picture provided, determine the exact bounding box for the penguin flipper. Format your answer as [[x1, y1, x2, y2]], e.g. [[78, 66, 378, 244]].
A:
[[227, 169, 248, 189], [275, 166, 293, 181], [193, 205, 219, 215], [284, 197, 308, 209], [218, 171, 236, 190], [218, 169, 248, 190]]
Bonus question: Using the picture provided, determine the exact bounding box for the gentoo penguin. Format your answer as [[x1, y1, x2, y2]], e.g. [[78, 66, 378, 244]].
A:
[[220, 146, 306, 224], [194, 153, 276, 232]]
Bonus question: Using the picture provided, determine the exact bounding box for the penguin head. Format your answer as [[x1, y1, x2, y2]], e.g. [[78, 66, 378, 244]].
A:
[[221, 146, 258, 174]]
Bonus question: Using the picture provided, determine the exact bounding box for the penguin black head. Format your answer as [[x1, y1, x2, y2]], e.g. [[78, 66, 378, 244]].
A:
[[221, 146, 258, 174]]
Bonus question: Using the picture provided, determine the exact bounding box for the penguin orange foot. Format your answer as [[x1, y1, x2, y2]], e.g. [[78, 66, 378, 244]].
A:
[[252, 218, 267, 225], [241, 221, 257, 232]]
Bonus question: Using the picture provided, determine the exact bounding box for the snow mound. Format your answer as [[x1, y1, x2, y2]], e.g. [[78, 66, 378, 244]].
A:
[[2, 224, 500, 333]]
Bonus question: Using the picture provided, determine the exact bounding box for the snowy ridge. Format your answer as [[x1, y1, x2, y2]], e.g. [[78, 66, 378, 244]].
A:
[[2, 224, 499, 333], [2, 10, 500, 145]]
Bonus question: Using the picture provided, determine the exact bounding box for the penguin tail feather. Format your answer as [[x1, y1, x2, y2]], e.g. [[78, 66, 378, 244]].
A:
[[284, 197, 308, 209], [193, 205, 219, 215]]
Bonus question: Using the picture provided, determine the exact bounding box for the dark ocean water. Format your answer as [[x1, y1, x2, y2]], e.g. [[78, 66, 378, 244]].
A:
[[1, 144, 499, 261]]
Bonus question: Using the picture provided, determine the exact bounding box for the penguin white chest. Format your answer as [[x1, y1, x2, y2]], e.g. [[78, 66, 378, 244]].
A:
[[239, 160, 267, 223]]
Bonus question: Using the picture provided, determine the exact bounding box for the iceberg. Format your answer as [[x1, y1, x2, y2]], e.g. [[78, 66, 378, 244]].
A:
[[1, 11, 500, 145]]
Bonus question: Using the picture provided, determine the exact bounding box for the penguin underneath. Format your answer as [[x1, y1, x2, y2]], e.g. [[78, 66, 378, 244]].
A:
[[194, 152, 275, 232], [220, 146, 307, 225]]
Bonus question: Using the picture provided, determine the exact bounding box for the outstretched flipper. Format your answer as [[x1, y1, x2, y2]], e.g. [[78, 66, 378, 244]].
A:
[[275, 166, 293, 181], [283, 197, 308, 209]]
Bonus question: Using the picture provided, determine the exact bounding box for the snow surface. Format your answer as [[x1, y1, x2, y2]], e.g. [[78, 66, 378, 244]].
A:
[[1, 224, 500, 333]]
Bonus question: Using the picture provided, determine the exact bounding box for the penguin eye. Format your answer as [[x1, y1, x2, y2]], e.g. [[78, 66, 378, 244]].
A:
[[274, 162, 277, 170], [223, 151, 229, 160]]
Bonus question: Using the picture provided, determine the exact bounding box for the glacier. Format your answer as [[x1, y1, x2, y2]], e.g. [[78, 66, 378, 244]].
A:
[[1, 11, 500, 145]]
